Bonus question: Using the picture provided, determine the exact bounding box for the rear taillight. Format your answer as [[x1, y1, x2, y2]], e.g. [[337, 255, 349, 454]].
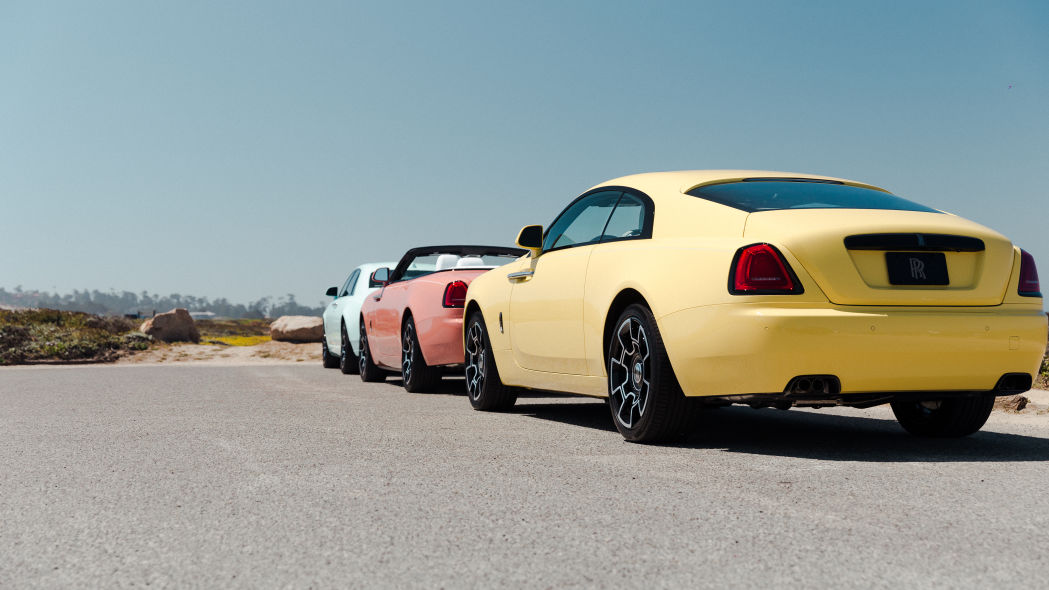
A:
[[729, 243, 803, 295], [443, 281, 468, 307], [1018, 249, 1041, 297]]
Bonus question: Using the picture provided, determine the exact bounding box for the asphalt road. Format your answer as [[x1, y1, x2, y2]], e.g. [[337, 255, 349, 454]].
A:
[[2, 364, 1048, 589]]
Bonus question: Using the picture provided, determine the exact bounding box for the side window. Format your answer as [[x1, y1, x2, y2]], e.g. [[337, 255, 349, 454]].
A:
[[601, 193, 646, 240], [342, 269, 360, 296], [543, 191, 621, 252]]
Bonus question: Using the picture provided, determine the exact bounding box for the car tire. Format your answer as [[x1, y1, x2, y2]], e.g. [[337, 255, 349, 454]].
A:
[[358, 318, 386, 383], [339, 322, 360, 375], [890, 395, 995, 438], [465, 312, 517, 411], [321, 337, 340, 369], [401, 316, 441, 392], [607, 303, 692, 443]]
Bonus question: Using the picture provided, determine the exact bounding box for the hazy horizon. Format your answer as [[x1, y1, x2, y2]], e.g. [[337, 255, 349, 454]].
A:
[[2, 1, 1047, 304]]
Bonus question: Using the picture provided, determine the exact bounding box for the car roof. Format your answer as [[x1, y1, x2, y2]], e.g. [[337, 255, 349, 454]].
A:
[[356, 261, 397, 272], [589, 169, 890, 197]]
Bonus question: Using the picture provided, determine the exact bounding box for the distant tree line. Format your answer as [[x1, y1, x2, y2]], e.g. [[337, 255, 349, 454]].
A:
[[0, 286, 324, 319]]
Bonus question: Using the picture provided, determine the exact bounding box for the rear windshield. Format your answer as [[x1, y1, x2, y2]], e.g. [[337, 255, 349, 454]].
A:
[[686, 179, 940, 213]]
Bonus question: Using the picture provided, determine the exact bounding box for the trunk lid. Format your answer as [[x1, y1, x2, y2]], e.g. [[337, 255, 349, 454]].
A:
[[744, 209, 1015, 306]]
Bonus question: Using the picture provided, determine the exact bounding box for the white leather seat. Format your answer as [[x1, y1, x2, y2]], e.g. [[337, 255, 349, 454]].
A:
[[435, 254, 460, 271], [456, 256, 485, 268]]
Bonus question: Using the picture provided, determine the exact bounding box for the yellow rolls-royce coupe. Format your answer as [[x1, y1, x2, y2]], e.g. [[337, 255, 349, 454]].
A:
[[462, 170, 1046, 442]]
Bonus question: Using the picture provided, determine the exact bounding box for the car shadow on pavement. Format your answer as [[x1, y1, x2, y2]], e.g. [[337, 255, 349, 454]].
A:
[[382, 376, 571, 398], [514, 400, 1049, 463], [382, 377, 470, 395]]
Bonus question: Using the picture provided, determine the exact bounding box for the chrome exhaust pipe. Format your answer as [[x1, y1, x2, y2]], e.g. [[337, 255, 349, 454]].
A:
[[785, 375, 841, 396]]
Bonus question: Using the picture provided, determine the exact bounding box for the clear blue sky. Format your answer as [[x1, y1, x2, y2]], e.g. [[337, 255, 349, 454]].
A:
[[2, 1, 1046, 306]]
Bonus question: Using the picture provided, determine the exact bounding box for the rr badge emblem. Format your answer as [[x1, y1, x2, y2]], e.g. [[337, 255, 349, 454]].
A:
[[909, 257, 927, 280]]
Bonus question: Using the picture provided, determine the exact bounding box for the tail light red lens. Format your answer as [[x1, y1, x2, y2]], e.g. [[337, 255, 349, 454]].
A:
[[443, 281, 468, 307], [730, 243, 803, 294], [1018, 249, 1041, 297]]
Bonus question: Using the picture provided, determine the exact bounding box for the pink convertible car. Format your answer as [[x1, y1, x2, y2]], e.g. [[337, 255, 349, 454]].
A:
[[358, 245, 525, 392]]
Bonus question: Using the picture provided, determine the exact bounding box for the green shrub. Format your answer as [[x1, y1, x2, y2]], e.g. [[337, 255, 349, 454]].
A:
[[0, 309, 153, 364], [0, 324, 31, 364]]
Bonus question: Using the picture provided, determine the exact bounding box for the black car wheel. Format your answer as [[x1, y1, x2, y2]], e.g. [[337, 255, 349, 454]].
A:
[[321, 337, 339, 369], [890, 395, 995, 437], [401, 316, 441, 392], [607, 304, 691, 443], [339, 322, 360, 375], [465, 312, 517, 411], [358, 318, 386, 383]]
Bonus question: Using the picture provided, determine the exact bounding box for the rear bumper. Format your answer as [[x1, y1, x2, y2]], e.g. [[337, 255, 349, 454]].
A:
[[415, 310, 465, 367], [658, 302, 1047, 397]]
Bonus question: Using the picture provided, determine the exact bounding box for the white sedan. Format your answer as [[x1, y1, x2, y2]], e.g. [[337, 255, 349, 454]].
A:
[[321, 262, 396, 373]]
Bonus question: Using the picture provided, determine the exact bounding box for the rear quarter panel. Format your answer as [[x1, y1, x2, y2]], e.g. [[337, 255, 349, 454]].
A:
[[582, 236, 830, 376], [407, 269, 490, 366]]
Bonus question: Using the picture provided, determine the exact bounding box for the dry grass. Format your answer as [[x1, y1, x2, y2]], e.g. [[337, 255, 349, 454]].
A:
[[196, 318, 271, 339], [204, 335, 272, 347]]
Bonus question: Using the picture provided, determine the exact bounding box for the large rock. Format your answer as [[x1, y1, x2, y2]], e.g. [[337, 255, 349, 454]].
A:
[[270, 315, 323, 342], [140, 308, 200, 343], [994, 394, 1028, 413]]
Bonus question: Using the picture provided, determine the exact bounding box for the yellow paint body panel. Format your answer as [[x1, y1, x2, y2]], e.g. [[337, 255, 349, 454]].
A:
[[465, 170, 1047, 399], [660, 302, 1046, 396], [509, 245, 593, 374]]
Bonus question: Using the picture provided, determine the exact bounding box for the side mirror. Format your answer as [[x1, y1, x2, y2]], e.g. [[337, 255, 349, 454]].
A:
[[325, 286, 338, 297], [516, 224, 543, 257], [370, 267, 390, 287]]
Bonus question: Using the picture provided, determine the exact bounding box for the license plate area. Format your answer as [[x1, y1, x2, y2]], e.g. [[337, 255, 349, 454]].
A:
[[886, 252, 949, 285]]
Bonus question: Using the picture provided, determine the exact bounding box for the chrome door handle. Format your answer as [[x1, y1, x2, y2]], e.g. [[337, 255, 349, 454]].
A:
[[507, 270, 534, 282]]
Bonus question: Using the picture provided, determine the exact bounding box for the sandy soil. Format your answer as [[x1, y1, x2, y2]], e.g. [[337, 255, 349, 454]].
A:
[[115, 340, 319, 366], [1002, 388, 1049, 415]]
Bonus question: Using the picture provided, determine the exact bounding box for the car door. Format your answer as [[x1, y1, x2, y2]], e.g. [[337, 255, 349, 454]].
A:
[[323, 269, 359, 351], [509, 190, 621, 374], [368, 279, 407, 368]]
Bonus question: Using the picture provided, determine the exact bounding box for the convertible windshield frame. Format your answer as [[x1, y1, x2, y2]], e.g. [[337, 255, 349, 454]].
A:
[[686, 179, 940, 214], [389, 245, 527, 283]]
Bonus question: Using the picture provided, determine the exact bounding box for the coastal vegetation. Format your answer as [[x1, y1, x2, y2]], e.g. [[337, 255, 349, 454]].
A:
[[0, 286, 323, 318], [197, 319, 272, 346], [0, 309, 149, 364]]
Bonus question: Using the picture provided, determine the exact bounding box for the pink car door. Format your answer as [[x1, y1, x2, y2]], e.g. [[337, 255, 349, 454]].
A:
[[370, 281, 407, 367]]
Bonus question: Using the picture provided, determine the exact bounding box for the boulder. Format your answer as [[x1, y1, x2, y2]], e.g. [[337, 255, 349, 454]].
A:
[[993, 394, 1028, 413], [139, 308, 200, 343], [270, 315, 324, 342]]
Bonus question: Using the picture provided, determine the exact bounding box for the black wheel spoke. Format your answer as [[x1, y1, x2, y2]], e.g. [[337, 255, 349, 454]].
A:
[[608, 316, 651, 431], [465, 322, 486, 399], [359, 324, 368, 373], [402, 323, 413, 382]]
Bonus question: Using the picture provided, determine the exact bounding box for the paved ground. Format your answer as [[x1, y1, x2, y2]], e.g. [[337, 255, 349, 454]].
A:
[[2, 364, 1048, 589]]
